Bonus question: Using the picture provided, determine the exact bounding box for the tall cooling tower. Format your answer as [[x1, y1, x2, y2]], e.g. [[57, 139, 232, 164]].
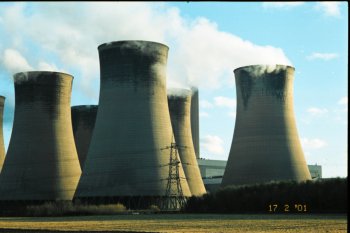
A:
[[0, 96, 5, 173], [222, 65, 311, 186], [190, 87, 200, 159], [0, 72, 81, 201], [71, 105, 98, 168], [168, 89, 206, 196], [74, 41, 191, 208]]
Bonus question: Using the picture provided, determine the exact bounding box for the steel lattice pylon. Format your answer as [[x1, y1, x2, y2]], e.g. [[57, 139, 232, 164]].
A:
[[161, 142, 187, 210]]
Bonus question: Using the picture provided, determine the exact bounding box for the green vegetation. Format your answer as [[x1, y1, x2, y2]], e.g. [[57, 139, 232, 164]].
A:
[[185, 178, 347, 213], [147, 204, 161, 212]]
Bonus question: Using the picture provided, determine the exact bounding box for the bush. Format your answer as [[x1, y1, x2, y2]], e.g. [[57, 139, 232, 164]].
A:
[[26, 202, 127, 216], [148, 205, 160, 212]]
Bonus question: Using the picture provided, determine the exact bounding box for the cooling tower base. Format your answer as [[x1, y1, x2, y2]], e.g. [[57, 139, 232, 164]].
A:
[[74, 196, 187, 210]]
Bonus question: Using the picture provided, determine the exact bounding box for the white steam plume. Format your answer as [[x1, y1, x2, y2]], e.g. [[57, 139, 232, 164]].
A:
[[0, 3, 292, 97], [236, 64, 292, 77]]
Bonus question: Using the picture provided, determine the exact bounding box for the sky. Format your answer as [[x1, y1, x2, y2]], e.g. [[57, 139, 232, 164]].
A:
[[0, 2, 348, 178]]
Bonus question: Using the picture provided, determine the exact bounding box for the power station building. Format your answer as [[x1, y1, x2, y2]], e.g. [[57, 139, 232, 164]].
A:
[[0, 96, 5, 173], [168, 89, 206, 196], [71, 105, 98, 168], [198, 158, 322, 192], [0, 71, 81, 202], [74, 41, 191, 209], [222, 65, 311, 187]]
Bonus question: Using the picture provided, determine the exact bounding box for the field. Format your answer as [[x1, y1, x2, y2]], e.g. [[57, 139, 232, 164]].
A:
[[0, 214, 347, 233]]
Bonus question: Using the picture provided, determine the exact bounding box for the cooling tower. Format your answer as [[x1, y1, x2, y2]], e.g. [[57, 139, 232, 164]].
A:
[[74, 41, 191, 208], [222, 65, 311, 186], [0, 96, 5, 173], [168, 89, 206, 196], [0, 71, 81, 201], [190, 87, 200, 159], [71, 105, 98, 168]]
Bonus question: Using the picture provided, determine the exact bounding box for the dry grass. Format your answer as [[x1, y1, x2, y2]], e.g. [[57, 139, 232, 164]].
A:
[[0, 214, 347, 233]]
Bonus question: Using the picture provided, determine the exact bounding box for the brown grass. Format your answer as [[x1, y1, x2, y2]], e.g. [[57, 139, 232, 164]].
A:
[[0, 214, 347, 232]]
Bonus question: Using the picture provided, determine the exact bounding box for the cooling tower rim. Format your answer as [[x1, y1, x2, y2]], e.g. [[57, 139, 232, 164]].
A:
[[190, 86, 199, 92], [167, 88, 192, 98], [14, 71, 73, 77], [98, 40, 169, 50], [71, 105, 98, 109], [13, 71, 74, 84], [233, 64, 295, 73]]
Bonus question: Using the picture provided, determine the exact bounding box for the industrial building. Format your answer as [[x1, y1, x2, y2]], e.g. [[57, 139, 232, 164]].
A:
[[198, 158, 322, 192], [308, 164, 322, 179], [0, 71, 81, 202], [168, 89, 206, 196], [222, 65, 311, 187], [71, 105, 98, 168], [74, 40, 191, 209], [0, 96, 5, 173]]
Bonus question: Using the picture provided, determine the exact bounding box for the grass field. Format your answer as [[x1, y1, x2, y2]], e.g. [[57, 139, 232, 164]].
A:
[[0, 214, 347, 233]]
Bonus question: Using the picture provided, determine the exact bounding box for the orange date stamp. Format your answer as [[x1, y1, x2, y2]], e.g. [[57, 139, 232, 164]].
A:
[[268, 204, 307, 212]]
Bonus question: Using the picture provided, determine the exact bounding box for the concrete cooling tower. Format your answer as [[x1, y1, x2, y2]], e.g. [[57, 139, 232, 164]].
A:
[[74, 41, 191, 208], [222, 65, 311, 187], [0, 96, 5, 173], [0, 71, 81, 202], [190, 87, 200, 159], [168, 89, 206, 196], [71, 105, 98, 168]]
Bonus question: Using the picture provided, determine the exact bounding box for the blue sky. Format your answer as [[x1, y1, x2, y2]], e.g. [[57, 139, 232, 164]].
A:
[[0, 2, 347, 178]]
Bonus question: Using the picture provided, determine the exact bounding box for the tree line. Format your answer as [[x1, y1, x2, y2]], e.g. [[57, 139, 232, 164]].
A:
[[184, 177, 347, 213]]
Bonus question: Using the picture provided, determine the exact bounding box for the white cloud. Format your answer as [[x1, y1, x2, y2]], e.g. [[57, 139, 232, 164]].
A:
[[228, 111, 236, 118], [301, 138, 328, 149], [1, 48, 33, 74], [37, 61, 66, 73], [199, 112, 210, 118], [338, 96, 348, 106], [306, 52, 339, 61], [170, 18, 292, 88], [334, 96, 348, 119], [307, 107, 328, 116], [199, 100, 213, 109], [315, 2, 342, 17], [0, 48, 67, 76], [214, 96, 236, 109], [201, 135, 225, 155], [0, 2, 292, 100], [262, 2, 304, 8]]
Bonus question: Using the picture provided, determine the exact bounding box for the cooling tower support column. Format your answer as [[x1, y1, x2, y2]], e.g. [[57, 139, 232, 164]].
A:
[[74, 41, 191, 209], [222, 65, 311, 186], [0, 96, 5, 173], [190, 87, 200, 159], [0, 72, 81, 201], [71, 105, 98, 168], [168, 89, 206, 196]]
